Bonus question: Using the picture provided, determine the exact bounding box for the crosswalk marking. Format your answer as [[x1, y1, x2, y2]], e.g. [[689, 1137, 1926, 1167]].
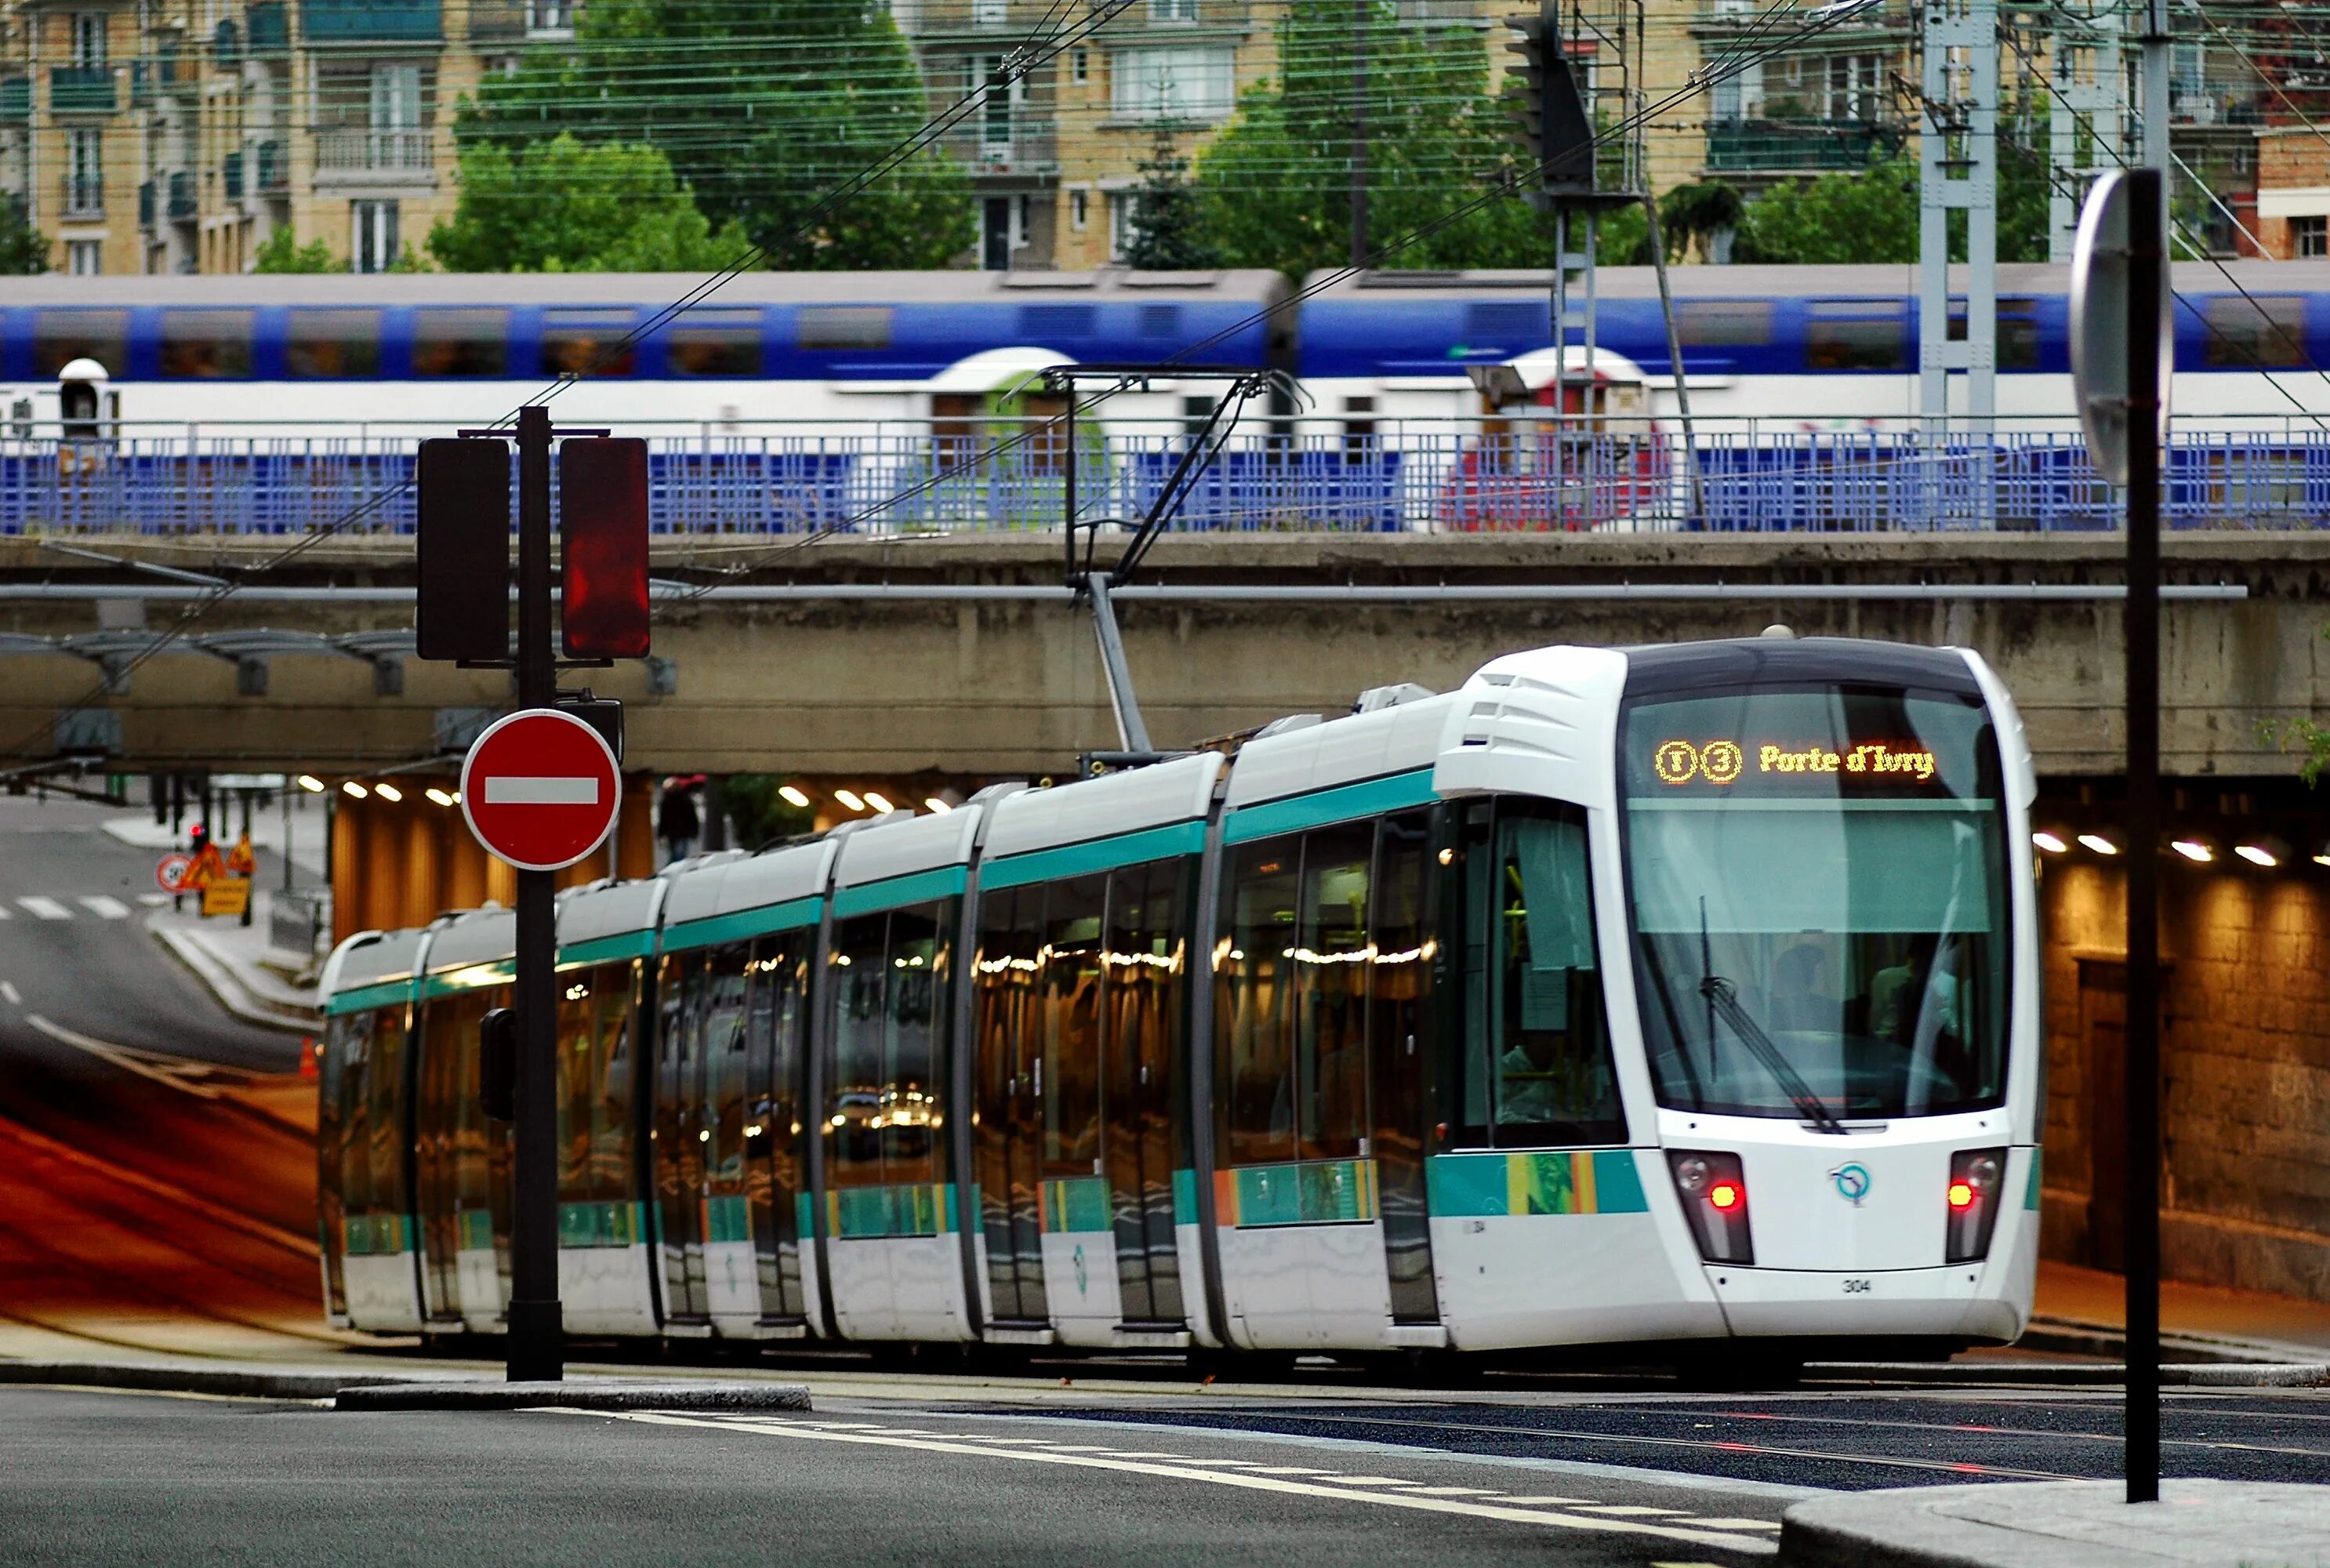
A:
[[139, 893, 170, 907], [18, 897, 71, 920], [78, 895, 130, 919]]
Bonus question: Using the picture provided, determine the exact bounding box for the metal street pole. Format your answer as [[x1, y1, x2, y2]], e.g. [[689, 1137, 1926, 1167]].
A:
[[2121, 166, 2163, 1506], [507, 403, 563, 1384]]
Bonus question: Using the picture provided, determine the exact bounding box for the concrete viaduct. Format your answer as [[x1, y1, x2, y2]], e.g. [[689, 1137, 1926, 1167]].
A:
[[0, 530, 2318, 782]]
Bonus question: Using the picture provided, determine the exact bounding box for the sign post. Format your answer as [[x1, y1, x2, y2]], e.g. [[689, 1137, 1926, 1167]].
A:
[[2070, 166, 2168, 1506]]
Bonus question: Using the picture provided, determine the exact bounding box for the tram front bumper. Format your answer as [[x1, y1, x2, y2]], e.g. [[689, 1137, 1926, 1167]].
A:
[[1704, 1262, 2025, 1344]]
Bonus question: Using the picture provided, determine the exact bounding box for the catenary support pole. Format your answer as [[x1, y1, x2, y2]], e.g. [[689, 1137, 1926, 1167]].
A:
[[2122, 167, 2163, 1507], [507, 403, 563, 1385]]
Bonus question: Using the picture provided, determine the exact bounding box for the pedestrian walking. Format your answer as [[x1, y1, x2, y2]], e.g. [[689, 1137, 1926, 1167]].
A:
[[658, 779, 701, 866]]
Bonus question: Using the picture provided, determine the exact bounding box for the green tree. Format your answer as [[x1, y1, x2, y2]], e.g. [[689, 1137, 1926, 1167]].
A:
[[427, 135, 746, 272], [1733, 155, 1921, 264], [252, 227, 339, 273], [717, 775, 816, 851], [455, 0, 972, 269], [1193, 0, 1548, 278], [1123, 123, 1221, 271], [0, 198, 46, 275]]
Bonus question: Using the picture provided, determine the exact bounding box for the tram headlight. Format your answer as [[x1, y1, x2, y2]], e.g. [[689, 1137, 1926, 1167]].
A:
[[1666, 1149, 1752, 1265], [1946, 1146, 2009, 1265]]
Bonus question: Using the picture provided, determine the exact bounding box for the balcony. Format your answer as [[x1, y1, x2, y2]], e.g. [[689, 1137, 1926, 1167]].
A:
[[0, 78, 27, 120], [168, 171, 196, 220], [958, 118, 1058, 177], [468, 0, 526, 38], [247, 2, 290, 56], [223, 151, 244, 199], [60, 174, 103, 220], [214, 20, 241, 67], [1704, 117, 1900, 173], [300, 0, 441, 42], [314, 126, 433, 177], [138, 179, 153, 226], [256, 139, 287, 192], [50, 66, 118, 115]]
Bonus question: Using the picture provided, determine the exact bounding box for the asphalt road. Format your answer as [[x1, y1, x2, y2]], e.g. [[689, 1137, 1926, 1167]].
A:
[[0, 794, 324, 1357]]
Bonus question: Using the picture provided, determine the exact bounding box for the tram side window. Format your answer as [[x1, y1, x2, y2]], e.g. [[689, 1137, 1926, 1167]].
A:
[[554, 960, 636, 1207], [324, 1012, 368, 1243], [1040, 873, 1106, 1177], [1295, 821, 1372, 1162], [703, 947, 751, 1193], [824, 902, 955, 1193], [744, 931, 808, 1172], [1218, 837, 1300, 1166], [285, 309, 383, 378], [1456, 799, 1624, 1148], [365, 1006, 411, 1232], [1370, 811, 1432, 1152]]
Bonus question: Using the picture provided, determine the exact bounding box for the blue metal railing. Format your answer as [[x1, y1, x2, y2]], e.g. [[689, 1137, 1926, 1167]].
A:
[[7, 422, 2330, 535]]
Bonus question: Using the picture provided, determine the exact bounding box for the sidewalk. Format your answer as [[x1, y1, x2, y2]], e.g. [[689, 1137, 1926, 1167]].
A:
[[2022, 1259, 2330, 1365], [148, 890, 321, 1032], [103, 795, 330, 880], [1780, 1479, 2330, 1568]]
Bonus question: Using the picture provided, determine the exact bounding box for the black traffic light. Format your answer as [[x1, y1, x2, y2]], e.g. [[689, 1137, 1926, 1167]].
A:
[[479, 1006, 517, 1121], [558, 437, 651, 659], [416, 437, 512, 662], [1504, 3, 1596, 198]]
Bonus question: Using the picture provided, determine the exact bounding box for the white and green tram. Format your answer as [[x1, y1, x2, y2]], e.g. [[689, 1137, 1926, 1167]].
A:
[[319, 634, 2040, 1368]]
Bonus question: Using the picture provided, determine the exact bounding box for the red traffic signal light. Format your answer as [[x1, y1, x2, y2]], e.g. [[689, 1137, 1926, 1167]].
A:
[[559, 437, 650, 659]]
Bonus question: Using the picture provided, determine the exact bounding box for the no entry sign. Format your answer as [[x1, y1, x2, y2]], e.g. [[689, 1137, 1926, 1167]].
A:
[[459, 708, 622, 872]]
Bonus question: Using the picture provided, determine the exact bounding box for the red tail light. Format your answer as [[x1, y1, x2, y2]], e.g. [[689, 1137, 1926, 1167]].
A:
[[1668, 1150, 1753, 1264], [1947, 1148, 2008, 1264]]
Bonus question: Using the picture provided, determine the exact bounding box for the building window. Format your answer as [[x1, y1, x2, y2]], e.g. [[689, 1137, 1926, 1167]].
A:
[[66, 239, 101, 275], [2296, 216, 2329, 260], [71, 12, 107, 65], [1071, 49, 1088, 85], [1107, 191, 1134, 261], [351, 199, 398, 273], [65, 128, 101, 216], [525, 0, 571, 32], [1069, 188, 1087, 230], [1110, 45, 1235, 122], [1150, 0, 1196, 20], [972, 0, 1005, 23]]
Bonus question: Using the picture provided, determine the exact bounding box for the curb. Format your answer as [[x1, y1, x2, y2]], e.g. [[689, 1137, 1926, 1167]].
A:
[[1777, 1479, 2330, 1568], [1810, 1359, 2328, 1388], [148, 916, 320, 1033], [2019, 1316, 2329, 1369], [335, 1380, 814, 1413], [0, 1359, 484, 1401]]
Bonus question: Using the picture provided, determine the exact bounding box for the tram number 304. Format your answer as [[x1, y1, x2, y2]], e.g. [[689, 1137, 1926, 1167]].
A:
[[1842, 1278, 1875, 1294]]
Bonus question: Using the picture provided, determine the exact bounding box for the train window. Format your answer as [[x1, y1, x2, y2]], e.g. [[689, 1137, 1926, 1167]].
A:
[[538, 309, 637, 378], [1218, 836, 1301, 1167], [285, 309, 383, 377], [1675, 300, 1772, 347], [669, 309, 763, 375], [1456, 799, 1623, 1149], [34, 310, 128, 378], [412, 308, 509, 376], [796, 306, 891, 351], [1946, 299, 2039, 369], [1805, 317, 1907, 372], [159, 310, 256, 377], [1293, 820, 1372, 1162], [2202, 294, 2310, 368]]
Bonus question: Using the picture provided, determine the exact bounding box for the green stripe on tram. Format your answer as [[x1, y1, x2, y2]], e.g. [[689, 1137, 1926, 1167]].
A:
[[980, 821, 1207, 892], [662, 895, 823, 953], [832, 866, 967, 920], [558, 1200, 645, 1250], [1215, 1158, 1378, 1226], [556, 930, 655, 970], [324, 978, 416, 1016], [1424, 1149, 1652, 1218], [1223, 768, 1439, 845], [818, 1181, 960, 1239], [1037, 1176, 1110, 1234]]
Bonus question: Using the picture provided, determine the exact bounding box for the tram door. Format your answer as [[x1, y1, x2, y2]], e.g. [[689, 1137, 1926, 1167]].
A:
[[1102, 859, 1185, 1327], [974, 886, 1050, 1325], [1372, 811, 1440, 1323], [415, 987, 512, 1323], [742, 934, 811, 1321], [655, 954, 713, 1323]]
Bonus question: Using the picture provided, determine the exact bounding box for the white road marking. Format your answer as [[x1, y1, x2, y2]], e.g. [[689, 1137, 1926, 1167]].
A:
[[1575, 1505, 1689, 1516], [78, 895, 130, 919], [483, 776, 599, 806], [1315, 1475, 1423, 1487], [17, 897, 71, 920], [551, 1412, 1780, 1555], [1501, 1497, 1595, 1506], [1682, 1519, 1782, 1531], [0, 982, 18, 1004], [1402, 1486, 1504, 1497], [139, 894, 170, 907], [24, 1014, 223, 1098]]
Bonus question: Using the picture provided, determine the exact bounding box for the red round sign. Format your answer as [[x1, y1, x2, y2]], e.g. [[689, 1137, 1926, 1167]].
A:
[[459, 708, 622, 872]]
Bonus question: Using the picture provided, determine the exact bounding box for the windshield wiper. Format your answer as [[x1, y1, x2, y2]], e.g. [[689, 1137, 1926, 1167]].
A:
[[1699, 900, 1850, 1136]]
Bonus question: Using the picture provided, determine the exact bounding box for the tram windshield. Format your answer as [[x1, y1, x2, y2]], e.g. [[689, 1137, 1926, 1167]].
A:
[[1620, 684, 2009, 1121]]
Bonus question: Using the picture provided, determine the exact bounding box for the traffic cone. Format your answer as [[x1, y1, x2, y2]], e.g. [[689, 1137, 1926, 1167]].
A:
[[299, 1037, 319, 1079]]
